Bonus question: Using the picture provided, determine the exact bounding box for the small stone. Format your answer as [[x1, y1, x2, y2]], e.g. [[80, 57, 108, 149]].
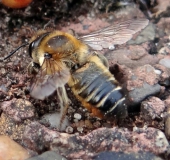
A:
[[0, 135, 30, 160], [141, 97, 165, 120], [126, 65, 161, 106], [77, 127, 83, 133], [154, 64, 170, 86], [27, 151, 66, 160], [164, 97, 170, 139], [128, 22, 155, 45], [128, 83, 161, 105], [66, 126, 74, 134], [159, 58, 170, 68], [165, 116, 170, 139], [155, 130, 169, 147], [23, 122, 59, 152], [154, 69, 162, 75], [1, 98, 35, 122], [0, 84, 7, 92], [94, 151, 163, 160], [51, 127, 168, 159], [73, 119, 79, 123], [74, 113, 82, 120], [1, 68, 6, 74], [93, 121, 101, 128], [0, 113, 28, 142], [84, 120, 93, 128]]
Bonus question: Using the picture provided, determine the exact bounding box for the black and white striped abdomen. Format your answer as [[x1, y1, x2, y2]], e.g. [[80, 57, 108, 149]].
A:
[[69, 55, 127, 118]]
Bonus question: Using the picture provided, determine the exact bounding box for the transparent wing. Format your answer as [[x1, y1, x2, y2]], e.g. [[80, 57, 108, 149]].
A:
[[79, 19, 149, 50], [30, 59, 70, 100]]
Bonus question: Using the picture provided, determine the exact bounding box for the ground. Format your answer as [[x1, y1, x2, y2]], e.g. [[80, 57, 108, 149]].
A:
[[0, 0, 170, 160]]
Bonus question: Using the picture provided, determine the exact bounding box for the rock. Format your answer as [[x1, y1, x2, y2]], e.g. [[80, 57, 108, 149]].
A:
[[0, 135, 30, 160], [23, 122, 59, 152], [133, 127, 169, 148], [27, 151, 66, 160], [0, 98, 35, 122], [165, 118, 170, 139], [158, 43, 170, 55], [141, 97, 165, 120], [61, 15, 110, 35], [0, 113, 28, 142], [153, 1, 170, 18], [50, 127, 168, 159], [164, 97, 170, 139], [93, 151, 163, 160], [61, 4, 146, 36], [127, 65, 159, 89], [157, 17, 170, 35], [112, 4, 146, 21], [74, 113, 82, 120], [127, 65, 161, 105], [128, 83, 161, 105], [128, 22, 156, 45], [159, 58, 170, 69], [71, 119, 94, 133], [65, 126, 74, 134], [105, 45, 160, 69], [154, 64, 170, 86]]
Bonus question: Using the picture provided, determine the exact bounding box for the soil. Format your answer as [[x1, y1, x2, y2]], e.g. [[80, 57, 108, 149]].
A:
[[0, 0, 170, 159]]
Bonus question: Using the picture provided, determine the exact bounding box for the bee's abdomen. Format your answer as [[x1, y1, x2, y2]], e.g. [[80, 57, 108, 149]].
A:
[[69, 55, 127, 118]]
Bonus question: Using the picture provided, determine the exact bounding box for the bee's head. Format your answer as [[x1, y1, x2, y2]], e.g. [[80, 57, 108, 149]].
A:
[[28, 32, 50, 59]]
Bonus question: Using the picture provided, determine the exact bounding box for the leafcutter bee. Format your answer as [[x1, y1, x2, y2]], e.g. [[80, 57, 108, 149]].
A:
[[4, 19, 149, 126]]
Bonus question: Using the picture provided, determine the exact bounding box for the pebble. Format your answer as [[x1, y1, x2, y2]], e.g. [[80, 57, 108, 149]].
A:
[[93, 121, 101, 128], [77, 126, 83, 133], [155, 131, 169, 148], [0, 135, 30, 160], [140, 97, 165, 120], [154, 69, 162, 75], [128, 22, 156, 45], [122, 64, 161, 109], [94, 151, 163, 160], [159, 58, 170, 68], [23, 122, 59, 152], [27, 151, 66, 160], [0, 84, 7, 92], [1, 98, 35, 122], [74, 113, 82, 120], [66, 126, 74, 134], [128, 83, 161, 105], [164, 97, 170, 139], [165, 115, 170, 139], [50, 127, 168, 159]]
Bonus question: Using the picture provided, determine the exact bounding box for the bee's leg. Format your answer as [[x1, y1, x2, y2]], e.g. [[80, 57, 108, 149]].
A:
[[27, 61, 40, 75], [57, 86, 70, 130], [27, 62, 34, 74], [106, 2, 112, 13]]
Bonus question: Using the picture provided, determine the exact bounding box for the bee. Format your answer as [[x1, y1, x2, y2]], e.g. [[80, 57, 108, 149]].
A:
[[4, 19, 149, 126]]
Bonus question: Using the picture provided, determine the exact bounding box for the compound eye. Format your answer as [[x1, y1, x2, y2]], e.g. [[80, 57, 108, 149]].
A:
[[47, 35, 69, 50], [28, 41, 34, 58], [28, 32, 50, 58]]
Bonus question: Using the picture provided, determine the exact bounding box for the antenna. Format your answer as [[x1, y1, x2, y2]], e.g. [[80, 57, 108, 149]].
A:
[[3, 43, 29, 60]]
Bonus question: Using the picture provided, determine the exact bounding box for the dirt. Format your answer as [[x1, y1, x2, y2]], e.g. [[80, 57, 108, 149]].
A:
[[0, 0, 170, 159]]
